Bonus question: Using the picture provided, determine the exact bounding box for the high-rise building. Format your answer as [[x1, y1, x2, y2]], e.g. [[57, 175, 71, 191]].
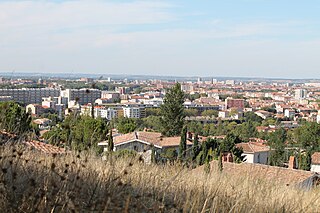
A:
[[295, 89, 307, 100]]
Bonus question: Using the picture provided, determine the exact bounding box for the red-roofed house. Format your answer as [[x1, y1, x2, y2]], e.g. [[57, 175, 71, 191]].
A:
[[98, 131, 194, 162], [236, 142, 270, 164]]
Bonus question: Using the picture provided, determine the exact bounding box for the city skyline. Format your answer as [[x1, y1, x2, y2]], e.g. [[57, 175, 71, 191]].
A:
[[1, 0, 320, 78]]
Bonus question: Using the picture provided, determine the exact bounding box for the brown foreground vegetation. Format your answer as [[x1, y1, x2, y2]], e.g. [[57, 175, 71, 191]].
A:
[[1, 144, 320, 212]]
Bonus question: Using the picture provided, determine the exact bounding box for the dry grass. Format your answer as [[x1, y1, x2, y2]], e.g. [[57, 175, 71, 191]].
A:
[[1, 144, 320, 212]]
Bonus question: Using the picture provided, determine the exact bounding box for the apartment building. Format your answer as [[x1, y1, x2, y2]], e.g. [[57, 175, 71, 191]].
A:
[[61, 88, 101, 105], [123, 107, 146, 118], [98, 108, 119, 120], [101, 91, 120, 101], [0, 88, 60, 104]]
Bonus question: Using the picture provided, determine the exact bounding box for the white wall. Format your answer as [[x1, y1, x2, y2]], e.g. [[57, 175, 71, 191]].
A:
[[311, 164, 320, 173], [242, 153, 254, 163], [242, 151, 269, 164]]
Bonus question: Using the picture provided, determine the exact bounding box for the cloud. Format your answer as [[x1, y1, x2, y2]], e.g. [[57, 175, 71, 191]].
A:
[[0, 0, 175, 48], [0, 1, 319, 78]]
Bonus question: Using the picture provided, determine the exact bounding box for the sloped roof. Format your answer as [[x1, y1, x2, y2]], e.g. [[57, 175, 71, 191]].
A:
[[24, 140, 66, 154], [111, 131, 193, 148], [194, 161, 313, 186], [236, 142, 270, 153]]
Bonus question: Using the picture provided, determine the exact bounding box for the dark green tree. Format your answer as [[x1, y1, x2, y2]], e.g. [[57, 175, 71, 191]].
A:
[[268, 128, 286, 166], [297, 147, 312, 171], [0, 101, 32, 136], [160, 148, 177, 164], [197, 140, 209, 165], [192, 133, 200, 161], [108, 128, 114, 152], [179, 126, 187, 160], [43, 115, 108, 153], [160, 83, 185, 136], [116, 117, 137, 134]]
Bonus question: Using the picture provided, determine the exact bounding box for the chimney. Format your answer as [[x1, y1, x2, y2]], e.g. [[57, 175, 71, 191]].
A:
[[222, 153, 228, 162], [227, 153, 233, 163], [288, 156, 296, 169]]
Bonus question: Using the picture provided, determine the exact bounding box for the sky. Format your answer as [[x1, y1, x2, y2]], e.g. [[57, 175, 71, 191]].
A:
[[0, 0, 320, 79]]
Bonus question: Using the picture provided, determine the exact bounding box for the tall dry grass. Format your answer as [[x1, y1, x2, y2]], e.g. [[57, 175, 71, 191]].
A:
[[1, 144, 320, 212]]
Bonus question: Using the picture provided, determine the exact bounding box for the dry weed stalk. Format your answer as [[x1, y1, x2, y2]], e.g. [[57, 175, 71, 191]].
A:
[[1, 144, 320, 212]]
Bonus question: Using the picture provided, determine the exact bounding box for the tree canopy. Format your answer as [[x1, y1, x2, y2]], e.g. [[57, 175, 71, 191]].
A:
[[160, 83, 185, 136], [0, 101, 32, 136]]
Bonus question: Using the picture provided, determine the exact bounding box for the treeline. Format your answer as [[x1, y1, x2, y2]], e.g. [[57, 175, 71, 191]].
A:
[[43, 113, 108, 153], [0, 102, 34, 138]]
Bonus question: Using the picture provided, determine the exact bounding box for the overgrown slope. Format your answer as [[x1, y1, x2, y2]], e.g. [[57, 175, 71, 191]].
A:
[[1, 144, 320, 212]]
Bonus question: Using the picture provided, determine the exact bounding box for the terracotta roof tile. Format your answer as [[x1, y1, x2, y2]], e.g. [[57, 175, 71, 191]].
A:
[[236, 142, 270, 153], [113, 131, 193, 148], [194, 161, 313, 186], [24, 140, 66, 154]]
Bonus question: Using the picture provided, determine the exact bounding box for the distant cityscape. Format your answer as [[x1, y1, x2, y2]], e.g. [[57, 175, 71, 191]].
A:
[[1, 74, 320, 123]]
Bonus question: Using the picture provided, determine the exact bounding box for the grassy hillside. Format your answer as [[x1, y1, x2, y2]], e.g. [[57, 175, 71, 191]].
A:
[[1, 144, 320, 212]]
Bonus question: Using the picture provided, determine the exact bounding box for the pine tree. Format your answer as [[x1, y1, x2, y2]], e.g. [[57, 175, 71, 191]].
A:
[[108, 128, 114, 152], [160, 83, 185, 136], [201, 140, 208, 165], [192, 133, 200, 161], [179, 126, 187, 160]]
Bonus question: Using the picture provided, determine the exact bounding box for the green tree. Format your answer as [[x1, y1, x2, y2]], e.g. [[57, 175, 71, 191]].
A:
[[185, 109, 198, 117], [298, 149, 312, 171], [268, 128, 286, 166], [186, 121, 202, 135], [192, 133, 200, 161], [116, 117, 137, 134], [43, 115, 108, 153], [201, 110, 218, 117], [0, 101, 32, 136], [292, 122, 320, 150], [244, 111, 263, 124], [145, 108, 161, 116], [179, 126, 187, 160], [160, 83, 185, 136], [108, 128, 114, 152], [160, 148, 177, 164], [141, 116, 162, 132]]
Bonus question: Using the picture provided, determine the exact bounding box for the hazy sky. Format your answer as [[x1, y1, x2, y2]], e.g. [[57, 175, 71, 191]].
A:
[[0, 0, 320, 78]]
